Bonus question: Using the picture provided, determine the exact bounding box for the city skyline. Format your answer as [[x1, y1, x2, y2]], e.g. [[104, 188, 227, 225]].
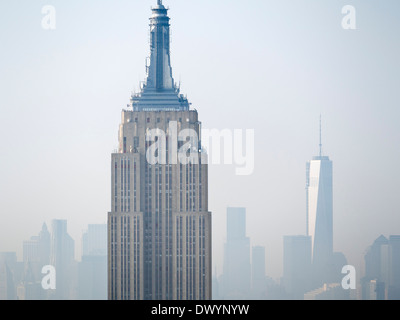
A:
[[1, 0, 400, 286], [1, 215, 398, 299]]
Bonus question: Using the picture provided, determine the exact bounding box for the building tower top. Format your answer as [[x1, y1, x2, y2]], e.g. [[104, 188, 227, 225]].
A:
[[130, 1, 190, 112], [313, 115, 329, 161]]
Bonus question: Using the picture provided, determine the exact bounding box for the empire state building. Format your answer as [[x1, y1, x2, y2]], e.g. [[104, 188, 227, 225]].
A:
[[108, 1, 212, 300]]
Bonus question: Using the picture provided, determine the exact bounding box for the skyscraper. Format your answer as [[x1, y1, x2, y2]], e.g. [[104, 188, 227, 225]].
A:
[[82, 224, 107, 256], [221, 207, 251, 299], [283, 235, 312, 299], [20, 223, 51, 300], [388, 236, 400, 300], [361, 235, 400, 300], [50, 219, 75, 300], [108, 0, 212, 300], [306, 119, 333, 286], [23, 223, 51, 275], [251, 246, 266, 299], [79, 224, 107, 300], [0, 252, 18, 300], [361, 235, 389, 300]]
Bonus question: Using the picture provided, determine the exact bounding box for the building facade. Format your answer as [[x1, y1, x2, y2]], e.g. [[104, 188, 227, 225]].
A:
[[82, 224, 107, 257], [283, 235, 312, 299], [20, 223, 51, 300], [0, 253, 18, 300], [79, 224, 107, 300], [306, 153, 333, 286], [362, 235, 400, 300], [108, 0, 212, 300], [251, 246, 267, 299]]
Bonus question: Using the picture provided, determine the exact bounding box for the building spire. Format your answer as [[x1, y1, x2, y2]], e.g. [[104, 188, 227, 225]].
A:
[[130, 1, 190, 111], [147, 2, 172, 91]]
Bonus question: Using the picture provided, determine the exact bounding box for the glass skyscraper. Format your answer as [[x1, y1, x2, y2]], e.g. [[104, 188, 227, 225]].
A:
[[306, 126, 333, 286]]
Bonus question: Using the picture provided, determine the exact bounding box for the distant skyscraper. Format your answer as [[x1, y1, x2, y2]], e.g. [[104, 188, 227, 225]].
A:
[[283, 235, 312, 299], [306, 119, 333, 286], [362, 235, 389, 300], [362, 279, 382, 300], [82, 224, 107, 256], [361, 235, 400, 300], [251, 246, 266, 299], [17, 261, 42, 300], [23, 223, 50, 270], [388, 235, 400, 300], [108, 0, 212, 300], [221, 207, 251, 299], [20, 223, 51, 300], [0, 253, 18, 300], [51, 219, 75, 300], [79, 224, 107, 300], [361, 234, 400, 300]]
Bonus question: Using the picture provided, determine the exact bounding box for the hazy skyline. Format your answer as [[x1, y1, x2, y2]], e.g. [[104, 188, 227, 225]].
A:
[[1, 0, 400, 281]]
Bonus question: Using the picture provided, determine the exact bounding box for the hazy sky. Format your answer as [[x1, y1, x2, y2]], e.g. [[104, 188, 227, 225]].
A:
[[0, 0, 399, 280]]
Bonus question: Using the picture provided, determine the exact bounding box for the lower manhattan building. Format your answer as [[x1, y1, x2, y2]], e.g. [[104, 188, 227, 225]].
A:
[[283, 235, 312, 299], [108, 1, 212, 300], [362, 235, 400, 300], [306, 123, 333, 287], [221, 207, 251, 299]]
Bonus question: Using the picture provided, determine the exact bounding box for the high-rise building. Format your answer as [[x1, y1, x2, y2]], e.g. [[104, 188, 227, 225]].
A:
[[306, 120, 333, 286], [283, 235, 312, 299], [17, 261, 42, 301], [79, 224, 107, 300], [388, 235, 400, 300], [82, 224, 107, 256], [50, 219, 76, 300], [362, 279, 383, 300], [19, 223, 51, 300], [221, 207, 251, 299], [79, 255, 107, 300], [251, 246, 266, 299], [108, 0, 212, 300], [361, 234, 400, 300], [362, 235, 389, 300], [0, 252, 18, 300], [23, 223, 51, 273]]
